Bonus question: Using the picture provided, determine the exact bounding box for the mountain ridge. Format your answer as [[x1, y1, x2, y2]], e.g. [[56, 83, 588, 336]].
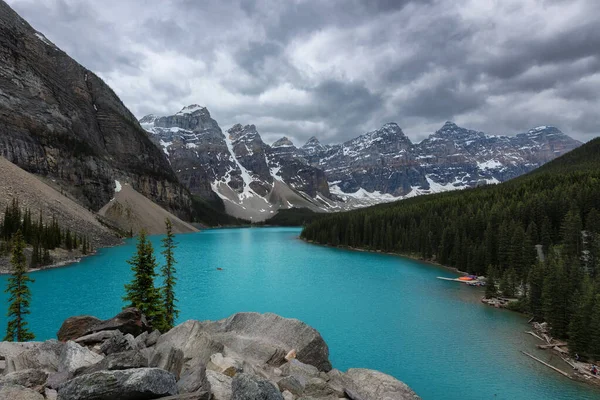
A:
[[141, 104, 581, 219]]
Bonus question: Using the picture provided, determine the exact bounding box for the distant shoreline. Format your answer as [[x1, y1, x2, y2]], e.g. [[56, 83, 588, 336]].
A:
[[298, 236, 470, 276]]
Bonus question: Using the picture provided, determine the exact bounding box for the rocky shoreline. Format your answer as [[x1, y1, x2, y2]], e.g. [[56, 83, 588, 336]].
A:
[[0, 308, 420, 400]]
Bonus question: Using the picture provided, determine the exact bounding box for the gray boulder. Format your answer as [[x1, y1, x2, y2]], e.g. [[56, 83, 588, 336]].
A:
[[58, 341, 104, 374], [231, 373, 283, 400], [0, 383, 44, 400], [133, 331, 149, 349], [100, 331, 136, 355], [45, 371, 71, 390], [146, 329, 161, 347], [194, 313, 332, 371], [0, 342, 39, 368], [304, 377, 341, 398], [206, 370, 233, 400], [154, 321, 224, 365], [5, 340, 64, 373], [74, 330, 121, 346], [44, 388, 58, 400], [76, 350, 148, 375], [57, 316, 101, 341], [57, 368, 177, 400], [277, 375, 304, 396], [207, 353, 243, 377], [149, 343, 185, 379], [177, 360, 211, 394], [344, 369, 420, 400], [280, 360, 320, 380], [0, 368, 47, 388]]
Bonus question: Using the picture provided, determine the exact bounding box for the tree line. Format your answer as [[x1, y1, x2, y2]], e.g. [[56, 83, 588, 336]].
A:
[[1, 199, 91, 268], [3, 218, 180, 341], [301, 137, 600, 360]]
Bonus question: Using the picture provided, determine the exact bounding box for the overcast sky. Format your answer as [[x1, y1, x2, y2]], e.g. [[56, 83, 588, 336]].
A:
[[8, 0, 600, 145]]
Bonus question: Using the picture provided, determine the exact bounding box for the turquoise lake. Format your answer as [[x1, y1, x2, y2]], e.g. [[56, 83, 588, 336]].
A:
[[1, 227, 598, 399]]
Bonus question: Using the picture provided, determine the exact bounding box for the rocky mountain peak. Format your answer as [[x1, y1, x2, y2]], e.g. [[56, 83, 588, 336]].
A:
[[176, 104, 206, 115], [428, 121, 485, 142], [302, 136, 327, 155], [350, 122, 412, 149], [304, 136, 321, 146], [228, 124, 260, 141], [272, 137, 294, 148], [523, 125, 571, 139], [442, 121, 458, 129]]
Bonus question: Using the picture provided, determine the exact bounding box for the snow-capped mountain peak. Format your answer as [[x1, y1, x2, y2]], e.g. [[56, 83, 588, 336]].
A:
[[272, 137, 294, 147], [176, 104, 205, 115]]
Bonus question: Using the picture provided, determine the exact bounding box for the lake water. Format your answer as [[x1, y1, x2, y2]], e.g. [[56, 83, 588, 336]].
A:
[[0, 227, 598, 399]]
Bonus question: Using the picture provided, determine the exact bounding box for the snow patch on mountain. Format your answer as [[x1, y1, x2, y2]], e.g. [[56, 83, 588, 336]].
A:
[[176, 104, 204, 115], [477, 159, 503, 170]]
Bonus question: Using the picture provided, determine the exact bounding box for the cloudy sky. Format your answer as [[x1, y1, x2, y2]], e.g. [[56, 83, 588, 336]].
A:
[[8, 0, 600, 145]]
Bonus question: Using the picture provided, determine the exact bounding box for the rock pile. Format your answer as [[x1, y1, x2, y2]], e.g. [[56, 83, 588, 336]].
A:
[[0, 308, 419, 400]]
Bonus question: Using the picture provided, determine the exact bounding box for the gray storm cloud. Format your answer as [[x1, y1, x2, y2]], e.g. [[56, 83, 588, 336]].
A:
[[7, 0, 599, 145]]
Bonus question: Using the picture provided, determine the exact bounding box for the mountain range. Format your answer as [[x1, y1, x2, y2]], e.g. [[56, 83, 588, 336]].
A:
[[141, 106, 581, 221]]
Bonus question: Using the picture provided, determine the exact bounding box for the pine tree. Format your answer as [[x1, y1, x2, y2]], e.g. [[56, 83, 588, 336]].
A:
[[527, 262, 545, 320], [123, 230, 164, 329], [499, 270, 511, 297], [585, 208, 600, 235], [4, 231, 35, 342], [65, 229, 73, 251], [561, 209, 582, 260], [588, 294, 600, 360], [542, 254, 569, 338], [82, 236, 88, 255], [159, 219, 179, 331], [568, 281, 593, 357], [485, 265, 497, 298]]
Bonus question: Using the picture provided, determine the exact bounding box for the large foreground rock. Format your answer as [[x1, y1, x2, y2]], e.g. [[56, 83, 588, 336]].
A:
[[344, 369, 420, 400], [0, 383, 44, 400], [58, 341, 104, 374], [5, 340, 64, 373], [57, 316, 101, 342], [177, 360, 211, 394], [206, 370, 233, 400], [231, 373, 283, 400], [0, 368, 47, 388], [159, 313, 331, 372], [57, 368, 177, 400], [78, 350, 148, 375], [85, 308, 151, 337]]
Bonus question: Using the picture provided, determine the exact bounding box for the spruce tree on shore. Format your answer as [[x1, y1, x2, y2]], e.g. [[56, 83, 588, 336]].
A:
[[4, 230, 35, 342], [123, 230, 164, 330], [484, 265, 497, 298], [160, 219, 179, 331]]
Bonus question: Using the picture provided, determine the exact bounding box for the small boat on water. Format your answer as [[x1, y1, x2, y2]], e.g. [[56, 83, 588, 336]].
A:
[[437, 275, 486, 286]]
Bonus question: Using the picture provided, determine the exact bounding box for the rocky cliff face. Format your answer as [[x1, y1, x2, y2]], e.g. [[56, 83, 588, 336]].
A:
[[0, 1, 191, 217], [142, 107, 333, 221]]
